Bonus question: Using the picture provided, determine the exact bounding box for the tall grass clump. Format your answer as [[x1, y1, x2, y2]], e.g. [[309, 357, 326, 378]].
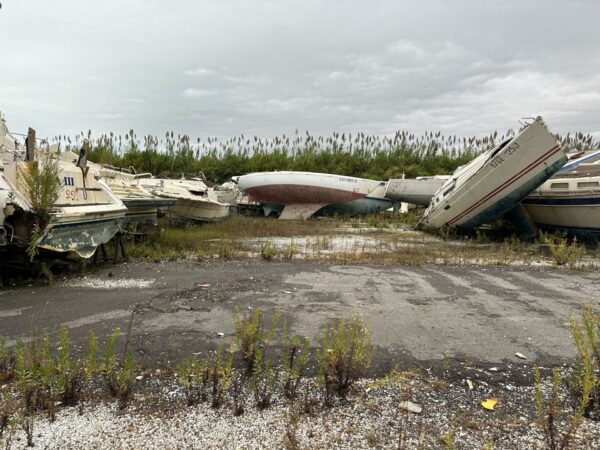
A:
[[231, 308, 281, 374], [540, 232, 585, 267], [317, 313, 373, 403], [101, 327, 138, 409], [533, 303, 600, 449]]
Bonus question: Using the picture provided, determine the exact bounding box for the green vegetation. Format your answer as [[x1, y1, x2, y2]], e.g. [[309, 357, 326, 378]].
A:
[[62, 127, 599, 183], [232, 308, 280, 374], [317, 314, 373, 402], [540, 232, 585, 268], [19, 152, 61, 227], [534, 304, 599, 450], [568, 305, 600, 420]]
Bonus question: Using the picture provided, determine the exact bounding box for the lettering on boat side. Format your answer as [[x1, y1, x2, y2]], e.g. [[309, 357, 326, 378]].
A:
[[490, 142, 520, 169]]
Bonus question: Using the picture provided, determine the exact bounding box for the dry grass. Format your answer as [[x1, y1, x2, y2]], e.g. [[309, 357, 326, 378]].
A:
[[124, 214, 600, 270]]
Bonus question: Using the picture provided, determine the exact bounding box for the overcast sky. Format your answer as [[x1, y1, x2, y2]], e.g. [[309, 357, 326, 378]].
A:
[[1, 0, 599, 141]]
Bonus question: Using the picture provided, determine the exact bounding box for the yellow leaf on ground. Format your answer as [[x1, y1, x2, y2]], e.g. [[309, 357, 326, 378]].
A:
[[481, 398, 498, 410]]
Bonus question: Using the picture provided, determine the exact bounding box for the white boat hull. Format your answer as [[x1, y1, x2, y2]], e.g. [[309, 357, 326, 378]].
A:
[[419, 117, 567, 230], [523, 151, 600, 237], [385, 177, 450, 206], [234, 171, 384, 219], [139, 177, 230, 223]]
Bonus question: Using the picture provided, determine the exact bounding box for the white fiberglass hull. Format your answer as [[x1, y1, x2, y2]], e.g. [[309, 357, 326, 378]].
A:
[[385, 177, 450, 206], [419, 117, 566, 231], [234, 171, 384, 219], [523, 151, 600, 237], [140, 177, 230, 223]]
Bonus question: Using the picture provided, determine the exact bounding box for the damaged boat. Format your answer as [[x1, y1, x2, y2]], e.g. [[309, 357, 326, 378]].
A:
[[419, 117, 567, 232], [523, 149, 600, 239], [1, 112, 127, 260], [232, 171, 388, 219], [138, 176, 230, 223], [86, 161, 176, 235]]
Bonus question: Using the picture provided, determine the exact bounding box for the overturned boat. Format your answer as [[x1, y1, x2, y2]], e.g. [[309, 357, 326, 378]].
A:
[[523, 149, 600, 239], [233, 171, 388, 219], [419, 117, 567, 231], [138, 177, 230, 223]]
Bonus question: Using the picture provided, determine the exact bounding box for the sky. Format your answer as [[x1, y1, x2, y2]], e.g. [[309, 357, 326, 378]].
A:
[[1, 0, 599, 141]]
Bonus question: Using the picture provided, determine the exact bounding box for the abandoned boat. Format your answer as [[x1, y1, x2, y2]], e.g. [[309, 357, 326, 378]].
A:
[[1, 113, 127, 259], [87, 162, 176, 235], [232, 171, 386, 219], [523, 150, 600, 238], [384, 176, 451, 206], [138, 177, 230, 223], [419, 117, 567, 231]]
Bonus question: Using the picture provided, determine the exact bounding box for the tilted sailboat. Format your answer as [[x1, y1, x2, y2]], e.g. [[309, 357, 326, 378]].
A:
[[419, 117, 567, 231]]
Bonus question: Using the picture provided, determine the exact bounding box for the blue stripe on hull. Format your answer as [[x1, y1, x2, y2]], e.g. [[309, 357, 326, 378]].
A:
[[537, 224, 600, 242], [523, 197, 600, 206], [458, 158, 566, 229]]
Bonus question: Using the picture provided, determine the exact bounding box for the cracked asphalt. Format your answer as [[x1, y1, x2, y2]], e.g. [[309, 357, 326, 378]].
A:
[[1, 260, 598, 379]]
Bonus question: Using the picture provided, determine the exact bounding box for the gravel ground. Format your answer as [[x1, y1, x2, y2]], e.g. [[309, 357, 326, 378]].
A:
[[3, 368, 600, 449]]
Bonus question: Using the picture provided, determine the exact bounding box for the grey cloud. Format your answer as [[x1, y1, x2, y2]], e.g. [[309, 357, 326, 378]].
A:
[[0, 0, 599, 140]]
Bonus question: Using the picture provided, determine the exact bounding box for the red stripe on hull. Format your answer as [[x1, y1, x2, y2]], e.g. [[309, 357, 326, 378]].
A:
[[448, 145, 562, 226], [246, 184, 367, 204]]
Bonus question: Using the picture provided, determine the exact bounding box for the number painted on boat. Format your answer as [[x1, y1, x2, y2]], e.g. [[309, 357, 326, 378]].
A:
[[490, 142, 521, 169], [65, 189, 79, 201]]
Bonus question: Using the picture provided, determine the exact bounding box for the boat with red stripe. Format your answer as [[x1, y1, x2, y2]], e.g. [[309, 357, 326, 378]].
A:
[[419, 117, 567, 231]]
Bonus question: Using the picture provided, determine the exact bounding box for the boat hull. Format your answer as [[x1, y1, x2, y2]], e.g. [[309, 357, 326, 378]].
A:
[[168, 198, 230, 223], [523, 150, 600, 239], [236, 172, 381, 205], [385, 177, 449, 206], [420, 117, 566, 230]]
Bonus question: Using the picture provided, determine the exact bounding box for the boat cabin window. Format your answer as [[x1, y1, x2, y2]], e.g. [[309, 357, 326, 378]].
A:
[[577, 181, 599, 189], [550, 182, 569, 189]]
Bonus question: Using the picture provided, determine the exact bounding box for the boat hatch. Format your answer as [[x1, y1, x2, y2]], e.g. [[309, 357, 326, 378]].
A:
[[578, 181, 599, 189], [550, 182, 569, 189]]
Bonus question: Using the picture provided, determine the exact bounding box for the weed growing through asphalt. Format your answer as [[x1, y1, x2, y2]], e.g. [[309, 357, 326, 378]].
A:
[[102, 326, 138, 409], [232, 308, 281, 374], [317, 313, 373, 403]]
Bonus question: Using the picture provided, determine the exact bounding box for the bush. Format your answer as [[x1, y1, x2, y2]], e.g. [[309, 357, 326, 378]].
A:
[[568, 304, 600, 419], [540, 232, 584, 267], [101, 327, 138, 409], [232, 308, 280, 374], [260, 241, 278, 261], [317, 314, 373, 402]]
